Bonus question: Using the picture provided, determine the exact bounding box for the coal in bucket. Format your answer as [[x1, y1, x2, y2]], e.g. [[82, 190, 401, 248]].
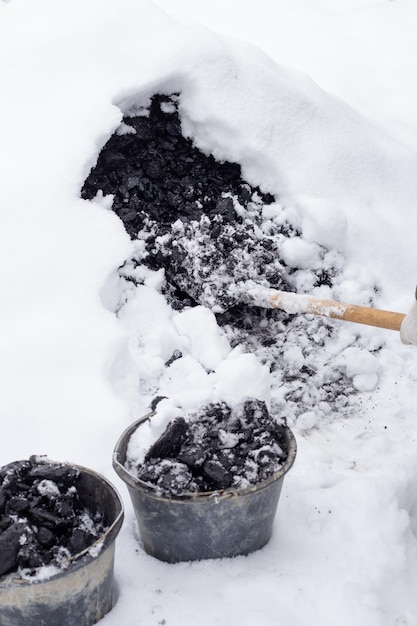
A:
[[113, 410, 296, 563], [0, 458, 124, 626]]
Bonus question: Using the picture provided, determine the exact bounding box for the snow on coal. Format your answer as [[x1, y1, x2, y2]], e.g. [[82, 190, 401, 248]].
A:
[[125, 399, 289, 496], [0, 459, 107, 578]]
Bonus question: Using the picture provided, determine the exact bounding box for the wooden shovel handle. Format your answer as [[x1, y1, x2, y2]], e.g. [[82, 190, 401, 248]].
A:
[[266, 291, 405, 331]]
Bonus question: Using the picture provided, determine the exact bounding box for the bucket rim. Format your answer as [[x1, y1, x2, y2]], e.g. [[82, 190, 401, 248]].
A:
[[0, 458, 124, 587], [112, 411, 297, 502]]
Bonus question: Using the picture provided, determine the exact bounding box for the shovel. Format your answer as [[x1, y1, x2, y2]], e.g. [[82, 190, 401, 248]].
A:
[[242, 282, 405, 331]]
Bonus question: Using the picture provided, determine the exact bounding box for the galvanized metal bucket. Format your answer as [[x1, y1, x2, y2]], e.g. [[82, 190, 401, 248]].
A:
[[113, 412, 297, 563], [0, 460, 124, 626]]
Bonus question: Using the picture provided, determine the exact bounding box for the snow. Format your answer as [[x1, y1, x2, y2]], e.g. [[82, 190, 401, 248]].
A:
[[400, 290, 417, 345], [36, 479, 60, 498], [1, 0, 417, 624], [172, 306, 231, 370]]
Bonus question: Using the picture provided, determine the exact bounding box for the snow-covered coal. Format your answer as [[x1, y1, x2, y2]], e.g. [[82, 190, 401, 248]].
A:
[[0, 459, 107, 578], [81, 94, 295, 312], [126, 399, 289, 496], [81, 93, 362, 423]]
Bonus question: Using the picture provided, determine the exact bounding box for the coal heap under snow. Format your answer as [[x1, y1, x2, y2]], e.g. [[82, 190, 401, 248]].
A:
[[81, 94, 298, 313], [81, 92, 358, 424], [127, 399, 289, 496]]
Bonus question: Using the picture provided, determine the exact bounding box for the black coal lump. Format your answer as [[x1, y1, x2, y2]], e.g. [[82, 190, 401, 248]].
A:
[[202, 458, 232, 489], [145, 417, 189, 461], [0, 521, 26, 576]]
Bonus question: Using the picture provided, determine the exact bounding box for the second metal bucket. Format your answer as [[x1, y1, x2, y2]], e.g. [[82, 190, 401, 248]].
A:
[[113, 413, 297, 563], [0, 460, 124, 626]]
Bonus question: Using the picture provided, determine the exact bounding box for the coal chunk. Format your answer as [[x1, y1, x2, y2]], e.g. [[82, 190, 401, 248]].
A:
[[68, 528, 95, 554], [176, 444, 206, 468], [6, 494, 29, 514], [145, 417, 189, 461], [155, 463, 193, 496], [0, 522, 26, 576], [37, 526, 55, 548], [165, 350, 182, 367], [202, 459, 232, 489], [0, 460, 31, 482], [27, 464, 79, 488]]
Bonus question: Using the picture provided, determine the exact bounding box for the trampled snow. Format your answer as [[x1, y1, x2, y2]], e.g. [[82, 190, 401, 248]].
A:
[[1, 0, 417, 624]]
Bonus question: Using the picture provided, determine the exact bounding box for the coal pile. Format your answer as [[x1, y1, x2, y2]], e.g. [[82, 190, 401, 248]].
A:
[[126, 399, 289, 496], [81, 91, 360, 424], [81, 94, 295, 312], [0, 459, 107, 578]]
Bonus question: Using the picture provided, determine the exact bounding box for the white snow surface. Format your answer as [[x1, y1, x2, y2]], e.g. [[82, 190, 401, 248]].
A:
[[1, 0, 417, 624]]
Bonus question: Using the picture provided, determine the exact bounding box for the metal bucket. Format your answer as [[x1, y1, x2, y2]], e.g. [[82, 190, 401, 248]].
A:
[[0, 460, 124, 626], [113, 412, 297, 563]]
